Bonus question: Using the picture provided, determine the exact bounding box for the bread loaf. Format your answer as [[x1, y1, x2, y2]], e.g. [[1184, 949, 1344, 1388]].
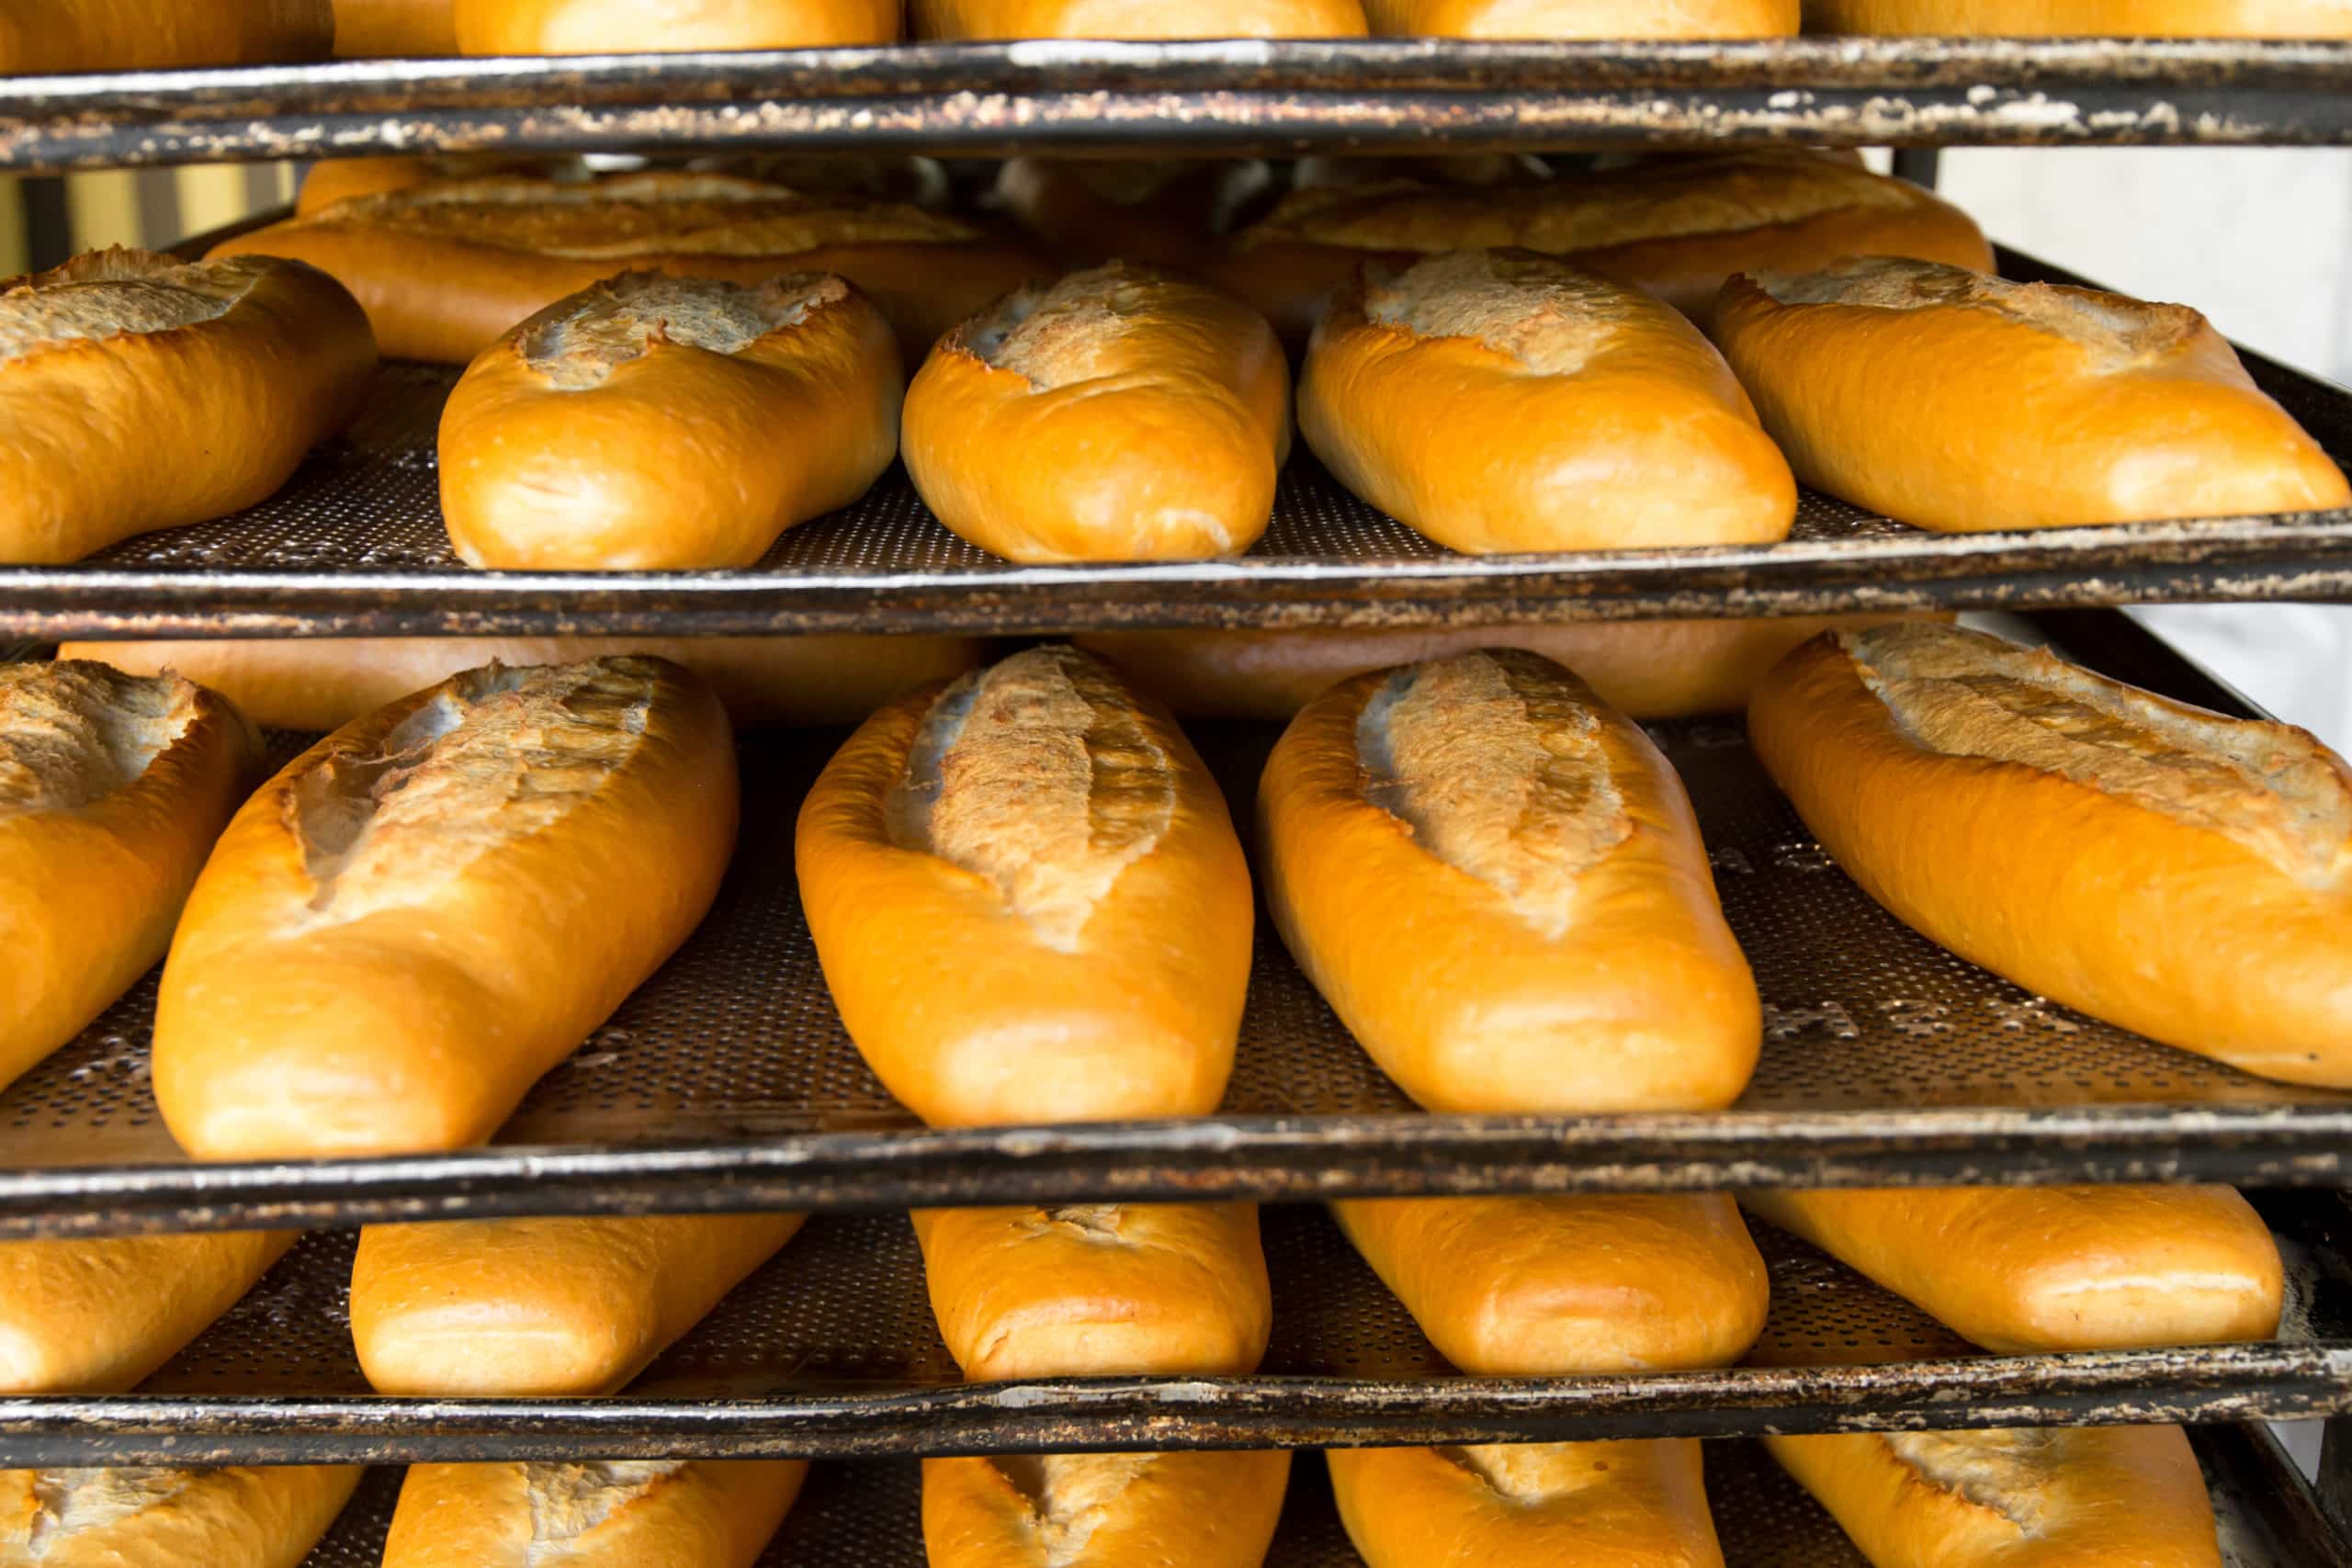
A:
[[903, 263, 1291, 561], [1334, 1194, 1768, 1374], [0, 1464, 361, 1567], [912, 0, 1367, 36], [210, 172, 1052, 366], [440, 270, 901, 569], [1300, 248, 1795, 552], [1747, 620, 2352, 1086], [1, 662, 260, 1089], [797, 646, 1252, 1126], [1804, 0, 2352, 36], [1331, 1441, 1724, 1568], [991, 159, 1275, 271], [0, 249, 376, 563], [1741, 1185, 2282, 1352], [0, 1231, 291, 1393], [0, 0, 333, 70], [153, 657, 738, 1158], [1714, 258, 2351, 531], [297, 153, 581, 216], [914, 1202, 1271, 1380], [382, 1459, 804, 1568], [456, 0, 898, 50], [1368, 0, 1793, 35], [331, 0, 455, 54], [351, 1212, 803, 1395], [923, 1452, 1291, 1568], [1261, 649, 1758, 1112]]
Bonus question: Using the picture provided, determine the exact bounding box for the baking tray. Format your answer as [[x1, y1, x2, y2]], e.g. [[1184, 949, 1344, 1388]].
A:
[[4, 39, 2352, 174], [7, 250, 2350, 639], [6, 1194, 2351, 1466]]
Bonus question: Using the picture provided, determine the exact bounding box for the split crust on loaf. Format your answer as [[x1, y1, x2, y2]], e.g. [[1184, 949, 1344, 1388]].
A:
[[526, 1461, 688, 1560], [1363, 249, 1633, 375], [1880, 1431, 2058, 1534], [519, 270, 846, 389], [887, 647, 1173, 952], [0, 249, 263, 365], [23, 1468, 193, 1551], [964, 264, 1165, 389], [1842, 622, 2352, 886], [1441, 1443, 1627, 1505], [1752, 255, 2199, 360], [989, 1454, 1155, 1568], [1356, 650, 1632, 940], [0, 661, 197, 815]]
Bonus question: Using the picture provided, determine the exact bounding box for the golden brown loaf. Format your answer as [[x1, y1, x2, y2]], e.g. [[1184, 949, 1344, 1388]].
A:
[[296, 153, 582, 217], [1741, 1185, 2283, 1353], [351, 1212, 804, 1395], [210, 172, 1053, 366], [1261, 649, 1758, 1112], [1714, 258, 2352, 531], [0, 1464, 362, 1567], [1334, 1194, 1768, 1374], [991, 159, 1274, 271], [914, 1202, 1272, 1380], [797, 646, 1253, 1126], [923, 1451, 1292, 1568], [1368, 0, 1793, 35], [1748, 620, 2352, 1087], [913, 0, 1368, 36], [1331, 1441, 1724, 1568], [1213, 148, 1994, 344], [332, 0, 456, 54], [0, 662, 260, 1090], [439, 270, 902, 570], [0, 1231, 291, 1393], [152, 657, 739, 1159], [62, 634, 985, 732], [382, 1459, 805, 1568], [903, 263, 1292, 562], [1767, 1425, 2224, 1568], [0, 249, 376, 564], [1299, 248, 1796, 553], [456, 0, 898, 50], [0, 0, 333, 70], [1804, 0, 2352, 36]]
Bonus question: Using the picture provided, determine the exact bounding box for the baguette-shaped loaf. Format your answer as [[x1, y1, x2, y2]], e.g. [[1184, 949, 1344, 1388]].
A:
[[913, 0, 1367, 36], [1331, 1440, 1724, 1568], [991, 159, 1273, 271], [914, 1202, 1272, 1380], [923, 1451, 1291, 1568], [0, 249, 376, 564], [0, 1231, 291, 1393], [903, 263, 1291, 562], [1213, 148, 1992, 344], [440, 271, 901, 570], [153, 656, 739, 1159], [351, 1212, 803, 1395], [211, 172, 1051, 366], [1300, 248, 1795, 552], [62, 633, 983, 732], [1804, 0, 2352, 36], [296, 153, 578, 217], [1334, 1195, 1767, 1374], [1767, 1425, 2224, 1568], [0, 0, 333, 70], [797, 646, 1252, 1126], [382, 1459, 804, 1568], [1367, 0, 1793, 35], [1741, 1186, 2282, 1352], [333, 0, 456, 54], [2, 662, 260, 1089], [0, 1464, 361, 1567], [1715, 259, 2350, 531], [457, 0, 898, 50], [1748, 620, 2352, 1085], [1261, 649, 1758, 1112]]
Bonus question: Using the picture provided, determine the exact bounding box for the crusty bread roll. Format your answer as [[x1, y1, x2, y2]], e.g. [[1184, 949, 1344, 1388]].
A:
[[351, 1212, 803, 1395], [384, 1459, 805, 1568], [1301, 248, 1795, 553], [440, 271, 901, 570], [297, 153, 582, 217], [0, 1231, 291, 1393], [211, 172, 1052, 367], [1, 663, 259, 1090], [797, 646, 1252, 1126], [1261, 649, 1758, 1112], [1715, 258, 2352, 532], [1804, 0, 2352, 36], [1367, 0, 1794, 35], [1335, 1194, 1767, 1374], [153, 657, 738, 1159], [62, 634, 985, 732], [332, 0, 456, 54], [1212, 148, 1993, 346], [1749, 620, 2352, 1087], [0, 0, 333, 70], [903, 263, 1291, 562], [0, 249, 376, 564], [990, 159, 1274, 271], [914, 1202, 1271, 1381], [1742, 1185, 2282, 1353], [1769, 1425, 2224, 1568], [923, 1451, 1291, 1568], [0, 1464, 361, 1567], [457, 0, 898, 49], [912, 0, 1367, 36], [1331, 1441, 1724, 1568]]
